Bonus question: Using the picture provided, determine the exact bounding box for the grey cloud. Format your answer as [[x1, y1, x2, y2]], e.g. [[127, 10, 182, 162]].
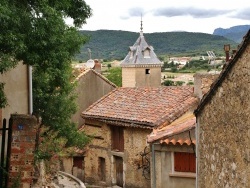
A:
[[120, 7, 145, 20], [231, 8, 250, 20], [128, 7, 145, 17], [153, 7, 232, 18]]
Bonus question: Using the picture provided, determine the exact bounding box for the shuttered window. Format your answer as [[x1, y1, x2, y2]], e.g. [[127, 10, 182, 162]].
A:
[[111, 126, 124, 152], [174, 152, 196, 173]]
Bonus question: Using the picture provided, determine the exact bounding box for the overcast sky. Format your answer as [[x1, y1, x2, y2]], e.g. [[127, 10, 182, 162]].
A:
[[67, 0, 250, 34]]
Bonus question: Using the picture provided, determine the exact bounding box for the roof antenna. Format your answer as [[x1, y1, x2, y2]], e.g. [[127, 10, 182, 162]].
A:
[[140, 14, 143, 36], [87, 48, 92, 59]]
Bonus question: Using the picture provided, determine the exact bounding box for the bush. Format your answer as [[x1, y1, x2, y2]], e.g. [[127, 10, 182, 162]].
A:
[[163, 80, 175, 86]]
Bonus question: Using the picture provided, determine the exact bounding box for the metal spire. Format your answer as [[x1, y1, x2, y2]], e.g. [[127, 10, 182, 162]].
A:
[[140, 14, 143, 36]]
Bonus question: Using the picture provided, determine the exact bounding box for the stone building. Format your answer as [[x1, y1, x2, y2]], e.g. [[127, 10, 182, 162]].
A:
[[81, 86, 197, 187], [194, 30, 250, 187], [120, 21, 163, 87], [62, 68, 116, 181], [71, 68, 116, 128]]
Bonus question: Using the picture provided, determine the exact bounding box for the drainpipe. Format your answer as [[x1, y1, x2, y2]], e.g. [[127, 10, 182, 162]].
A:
[[28, 65, 33, 114], [152, 143, 156, 188]]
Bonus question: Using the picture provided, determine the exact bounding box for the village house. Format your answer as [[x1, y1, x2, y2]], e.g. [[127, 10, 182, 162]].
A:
[[82, 86, 198, 188], [0, 63, 38, 188], [61, 61, 116, 181], [147, 112, 197, 188], [0, 62, 32, 122], [71, 61, 116, 128], [79, 21, 221, 188], [194, 30, 250, 188], [169, 57, 192, 66], [146, 72, 219, 188]]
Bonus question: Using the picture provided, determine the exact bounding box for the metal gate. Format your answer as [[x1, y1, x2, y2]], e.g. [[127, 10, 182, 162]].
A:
[[0, 118, 13, 188]]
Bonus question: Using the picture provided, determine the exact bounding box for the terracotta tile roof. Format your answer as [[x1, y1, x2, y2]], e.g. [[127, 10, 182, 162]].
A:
[[194, 29, 250, 115], [147, 112, 196, 145], [82, 86, 198, 129]]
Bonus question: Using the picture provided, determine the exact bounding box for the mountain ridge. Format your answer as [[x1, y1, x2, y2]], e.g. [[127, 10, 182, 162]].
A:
[[76, 29, 238, 61], [213, 25, 250, 43]]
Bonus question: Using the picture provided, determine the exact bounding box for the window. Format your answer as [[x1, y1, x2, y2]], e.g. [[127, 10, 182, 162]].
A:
[[130, 51, 134, 59], [111, 126, 124, 152], [143, 49, 150, 58], [98, 157, 106, 181], [73, 156, 84, 169], [145, 69, 150, 74], [174, 152, 196, 173]]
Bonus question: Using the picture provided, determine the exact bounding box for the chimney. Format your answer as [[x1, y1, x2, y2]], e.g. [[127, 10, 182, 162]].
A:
[[224, 44, 230, 63], [193, 73, 220, 100], [94, 59, 102, 73]]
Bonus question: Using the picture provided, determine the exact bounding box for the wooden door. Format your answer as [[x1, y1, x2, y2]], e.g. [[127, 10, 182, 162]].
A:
[[115, 156, 123, 187]]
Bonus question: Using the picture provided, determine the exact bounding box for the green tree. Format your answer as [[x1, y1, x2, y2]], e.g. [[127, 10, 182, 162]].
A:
[[106, 67, 122, 87], [0, 0, 92, 151]]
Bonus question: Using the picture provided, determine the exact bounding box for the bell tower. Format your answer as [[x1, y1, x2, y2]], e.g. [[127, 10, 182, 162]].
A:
[[121, 18, 163, 87]]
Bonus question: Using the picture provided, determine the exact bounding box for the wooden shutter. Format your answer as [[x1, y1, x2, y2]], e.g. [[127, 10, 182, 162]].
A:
[[189, 153, 196, 172], [111, 126, 124, 152], [174, 152, 196, 173]]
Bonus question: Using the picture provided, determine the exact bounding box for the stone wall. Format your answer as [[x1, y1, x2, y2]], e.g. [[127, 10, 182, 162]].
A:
[[8, 114, 37, 188], [197, 44, 250, 187], [123, 127, 151, 188], [83, 119, 152, 187], [153, 144, 195, 188]]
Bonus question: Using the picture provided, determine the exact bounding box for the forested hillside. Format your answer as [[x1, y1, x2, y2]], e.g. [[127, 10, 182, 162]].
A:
[[76, 30, 237, 61]]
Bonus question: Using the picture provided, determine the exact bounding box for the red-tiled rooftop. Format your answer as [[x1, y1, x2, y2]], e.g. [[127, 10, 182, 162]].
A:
[[82, 86, 198, 129], [147, 112, 196, 145]]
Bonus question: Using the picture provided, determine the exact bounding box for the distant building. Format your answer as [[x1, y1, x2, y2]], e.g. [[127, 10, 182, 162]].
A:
[[121, 21, 163, 87], [169, 57, 192, 65]]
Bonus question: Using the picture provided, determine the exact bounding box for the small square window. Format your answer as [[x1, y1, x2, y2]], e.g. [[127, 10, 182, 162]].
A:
[[145, 69, 150, 74]]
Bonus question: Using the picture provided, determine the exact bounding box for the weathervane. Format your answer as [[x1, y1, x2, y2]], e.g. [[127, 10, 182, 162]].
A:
[[140, 14, 143, 35]]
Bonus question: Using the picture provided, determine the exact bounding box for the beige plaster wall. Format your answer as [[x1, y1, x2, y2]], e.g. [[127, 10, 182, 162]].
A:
[[197, 44, 250, 188], [0, 63, 29, 120], [122, 67, 161, 87], [122, 67, 136, 87], [135, 67, 161, 87], [153, 144, 195, 188], [71, 70, 116, 127], [83, 119, 152, 187]]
